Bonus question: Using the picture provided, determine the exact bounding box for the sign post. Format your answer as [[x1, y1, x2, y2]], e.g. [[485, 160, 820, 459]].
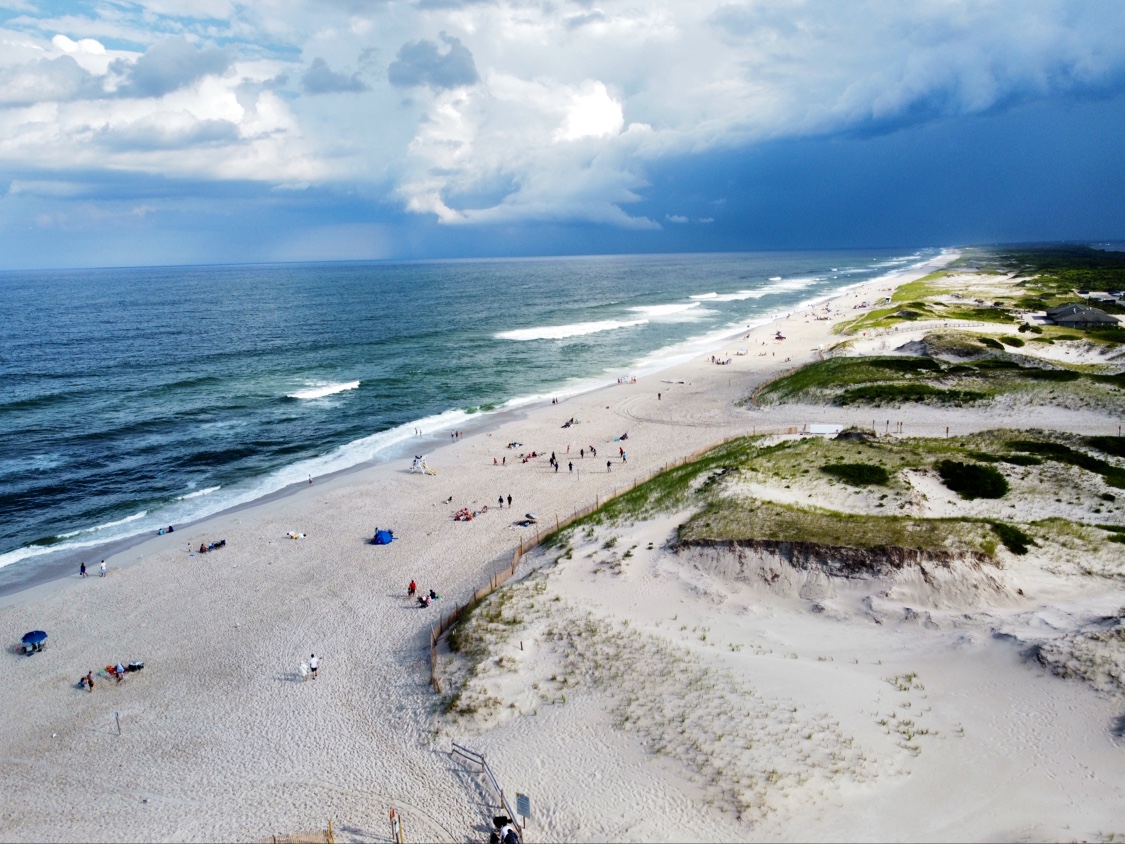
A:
[[516, 792, 530, 830]]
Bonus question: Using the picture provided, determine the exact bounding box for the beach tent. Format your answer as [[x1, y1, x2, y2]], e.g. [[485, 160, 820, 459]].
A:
[[373, 529, 393, 545]]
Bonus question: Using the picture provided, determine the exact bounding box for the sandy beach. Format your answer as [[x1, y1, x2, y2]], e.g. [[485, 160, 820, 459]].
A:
[[3, 250, 1124, 843]]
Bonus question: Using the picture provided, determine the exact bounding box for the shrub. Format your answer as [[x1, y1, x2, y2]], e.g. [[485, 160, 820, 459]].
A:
[[819, 463, 891, 486], [868, 358, 944, 373], [972, 359, 1022, 370], [1086, 436, 1125, 458], [839, 384, 985, 405], [978, 337, 1005, 350], [968, 451, 1042, 466], [990, 522, 1032, 555], [1000, 336, 1025, 347], [1020, 368, 1081, 381], [937, 460, 1009, 499]]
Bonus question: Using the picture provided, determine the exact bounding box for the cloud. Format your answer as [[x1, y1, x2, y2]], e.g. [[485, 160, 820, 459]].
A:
[[387, 33, 478, 90], [111, 38, 233, 98], [552, 81, 623, 141], [51, 34, 105, 55], [665, 213, 688, 223], [0, 55, 105, 105], [301, 57, 369, 94], [2, 0, 1125, 251], [565, 11, 606, 30], [96, 115, 243, 151]]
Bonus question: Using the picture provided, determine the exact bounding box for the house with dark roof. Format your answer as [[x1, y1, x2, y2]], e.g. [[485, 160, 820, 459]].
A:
[[1045, 303, 1121, 328]]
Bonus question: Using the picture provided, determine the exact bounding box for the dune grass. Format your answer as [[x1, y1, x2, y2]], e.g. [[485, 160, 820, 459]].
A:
[[754, 349, 1119, 410], [679, 497, 996, 556]]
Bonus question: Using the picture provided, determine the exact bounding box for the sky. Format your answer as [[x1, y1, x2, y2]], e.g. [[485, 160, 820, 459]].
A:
[[0, 0, 1123, 269]]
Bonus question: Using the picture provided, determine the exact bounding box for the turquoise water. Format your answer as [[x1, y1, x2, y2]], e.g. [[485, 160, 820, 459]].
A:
[[0, 249, 934, 580]]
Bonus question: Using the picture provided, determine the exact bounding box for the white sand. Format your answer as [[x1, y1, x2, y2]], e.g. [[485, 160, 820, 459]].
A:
[[2, 252, 1123, 843]]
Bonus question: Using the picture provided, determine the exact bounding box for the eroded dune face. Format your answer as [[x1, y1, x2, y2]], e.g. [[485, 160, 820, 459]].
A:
[[673, 540, 1012, 612]]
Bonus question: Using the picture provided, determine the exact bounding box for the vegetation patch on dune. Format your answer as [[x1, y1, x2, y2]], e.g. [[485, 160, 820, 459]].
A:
[[1008, 439, 1125, 488], [819, 463, 890, 486], [546, 431, 1123, 567], [754, 348, 1122, 411], [679, 497, 997, 558], [936, 460, 1009, 500]]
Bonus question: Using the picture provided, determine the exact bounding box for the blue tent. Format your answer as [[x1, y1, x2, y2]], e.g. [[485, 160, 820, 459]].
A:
[[373, 529, 393, 545]]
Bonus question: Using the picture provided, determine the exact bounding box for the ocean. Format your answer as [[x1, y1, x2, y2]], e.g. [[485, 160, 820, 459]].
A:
[[0, 249, 936, 589]]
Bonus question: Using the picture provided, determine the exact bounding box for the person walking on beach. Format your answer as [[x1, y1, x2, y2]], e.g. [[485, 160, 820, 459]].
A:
[[309, 654, 319, 679], [507, 494, 512, 508], [580, 448, 584, 459], [99, 560, 106, 577], [607, 460, 612, 472], [80, 562, 87, 577], [408, 580, 417, 597], [498, 496, 504, 509], [622, 451, 627, 463], [85, 671, 94, 693], [568, 461, 573, 472]]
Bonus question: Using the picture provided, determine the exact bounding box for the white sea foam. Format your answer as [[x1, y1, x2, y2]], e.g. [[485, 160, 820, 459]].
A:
[[90, 511, 148, 532], [689, 292, 718, 300], [177, 486, 221, 500], [287, 381, 360, 400], [496, 319, 647, 341], [769, 276, 782, 281], [628, 302, 703, 318]]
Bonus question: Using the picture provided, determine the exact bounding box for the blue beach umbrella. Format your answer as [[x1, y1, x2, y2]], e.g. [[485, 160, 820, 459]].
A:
[[21, 630, 47, 645]]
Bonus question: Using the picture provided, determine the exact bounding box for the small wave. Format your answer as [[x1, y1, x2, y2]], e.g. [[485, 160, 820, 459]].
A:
[[287, 380, 360, 400], [628, 302, 702, 318], [90, 511, 148, 532], [769, 276, 782, 281], [54, 510, 151, 541], [689, 292, 718, 300], [177, 486, 221, 501], [496, 319, 647, 341]]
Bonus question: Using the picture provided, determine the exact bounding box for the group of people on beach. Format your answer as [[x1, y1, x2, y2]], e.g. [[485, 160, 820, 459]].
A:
[[79, 560, 107, 578], [79, 659, 143, 691], [298, 654, 319, 681], [408, 580, 441, 607]]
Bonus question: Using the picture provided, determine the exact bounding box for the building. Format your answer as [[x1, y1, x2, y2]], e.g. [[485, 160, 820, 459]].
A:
[[1044, 303, 1121, 328]]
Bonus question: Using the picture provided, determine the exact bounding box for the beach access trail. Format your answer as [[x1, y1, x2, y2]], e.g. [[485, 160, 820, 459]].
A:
[[3, 251, 1121, 842]]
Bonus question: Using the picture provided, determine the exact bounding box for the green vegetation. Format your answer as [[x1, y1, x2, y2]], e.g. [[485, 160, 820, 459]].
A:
[[968, 451, 1042, 466], [978, 337, 1004, 350], [999, 336, 1025, 348], [679, 497, 996, 556], [754, 352, 1112, 409], [1008, 439, 1125, 488], [990, 244, 1125, 302], [834, 246, 1125, 345], [839, 384, 985, 406], [819, 463, 890, 486], [1087, 436, 1125, 458], [936, 460, 1009, 499], [990, 522, 1033, 555]]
